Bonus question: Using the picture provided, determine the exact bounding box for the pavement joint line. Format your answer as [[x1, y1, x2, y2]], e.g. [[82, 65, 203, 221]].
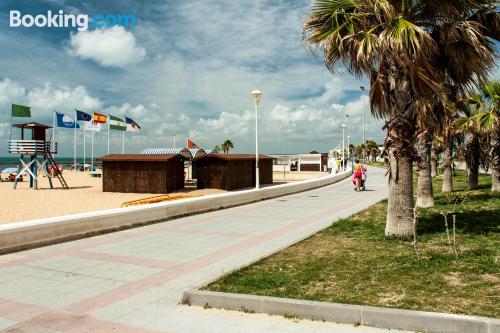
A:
[[182, 289, 500, 333]]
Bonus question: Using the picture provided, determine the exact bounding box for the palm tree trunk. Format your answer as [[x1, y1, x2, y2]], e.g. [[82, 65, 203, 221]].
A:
[[416, 132, 434, 207], [386, 149, 414, 237], [442, 143, 453, 193], [431, 147, 438, 177], [491, 126, 500, 192], [466, 136, 480, 190]]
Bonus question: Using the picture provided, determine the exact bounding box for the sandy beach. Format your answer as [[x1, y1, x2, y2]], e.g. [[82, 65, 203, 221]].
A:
[[0, 170, 327, 225]]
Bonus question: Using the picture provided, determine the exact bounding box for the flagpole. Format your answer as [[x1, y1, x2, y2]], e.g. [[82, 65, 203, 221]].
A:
[[91, 126, 94, 167], [53, 110, 55, 141], [10, 108, 12, 139], [122, 113, 126, 154], [74, 109, 77, 182], [173, 133, 176, 148], [107, 115, 110, 155], [83, 126, 86, 171], [91, 113, 94, 168]]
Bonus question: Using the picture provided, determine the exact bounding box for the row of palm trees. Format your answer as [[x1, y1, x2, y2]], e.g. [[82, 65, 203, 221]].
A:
[[303, 0, 499, 237], [416, 80, 499, 208]]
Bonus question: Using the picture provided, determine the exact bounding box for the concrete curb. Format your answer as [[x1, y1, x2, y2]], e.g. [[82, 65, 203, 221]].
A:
[[0, 170, 351, 254], [182, 290, 500, 333]]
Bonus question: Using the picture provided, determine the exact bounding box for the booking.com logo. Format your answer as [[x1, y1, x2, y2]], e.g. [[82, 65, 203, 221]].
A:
[[9, 10, 136, 31]]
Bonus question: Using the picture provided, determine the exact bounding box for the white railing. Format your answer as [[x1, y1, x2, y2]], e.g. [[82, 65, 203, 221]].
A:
[[8, 140, 57, 155]]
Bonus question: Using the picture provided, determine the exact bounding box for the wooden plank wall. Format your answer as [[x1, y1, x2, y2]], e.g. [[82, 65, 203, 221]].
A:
[[102, 159, 184, 193], [196, 158, 273, 190]]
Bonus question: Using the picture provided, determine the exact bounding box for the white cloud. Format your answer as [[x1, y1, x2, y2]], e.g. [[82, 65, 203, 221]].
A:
[[0, 78, 26, 111], [68, 26, 146, 68], [0, 122, 10, 138], [27, 83, 102, 112]]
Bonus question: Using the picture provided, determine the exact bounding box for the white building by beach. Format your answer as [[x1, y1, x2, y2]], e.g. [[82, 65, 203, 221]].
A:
[[269, 151, 328, 172]]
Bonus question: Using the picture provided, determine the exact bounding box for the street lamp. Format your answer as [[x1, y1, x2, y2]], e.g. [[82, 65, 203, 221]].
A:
[[347, 135, 351, 159], [345, 114, 350, 159], [251, 90, 263, 189], [340, 123, 347, 171], [360, 86, 366, 151]]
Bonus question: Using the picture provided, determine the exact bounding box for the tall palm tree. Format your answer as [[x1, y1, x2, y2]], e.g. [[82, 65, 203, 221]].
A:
[[478, 80, 500, 191], [221, 139, 234, 154], [456, 94, 484, 190], [303, 0, 498, 236]]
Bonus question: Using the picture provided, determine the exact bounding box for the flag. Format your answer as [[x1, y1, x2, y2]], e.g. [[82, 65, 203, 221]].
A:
[[125, 116, 141, 132], [109, 115, 127, 131], [84, 121, 102, 132], [56, 112, 80, 129], [187, 139, 200, 149], [76, 110, 92, 122], [93, 112, 107, 124], [12, 104, 31, 117]]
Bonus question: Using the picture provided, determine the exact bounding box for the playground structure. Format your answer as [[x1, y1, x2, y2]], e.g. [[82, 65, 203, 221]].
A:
[[9, 122, 69, 190]]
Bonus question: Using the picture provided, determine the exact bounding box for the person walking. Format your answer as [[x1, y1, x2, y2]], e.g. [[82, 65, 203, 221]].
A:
[[352, 159, 367, 191]]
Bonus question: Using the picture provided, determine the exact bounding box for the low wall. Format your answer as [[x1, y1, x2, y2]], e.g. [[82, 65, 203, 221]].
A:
[[0, 170, 351, 254]]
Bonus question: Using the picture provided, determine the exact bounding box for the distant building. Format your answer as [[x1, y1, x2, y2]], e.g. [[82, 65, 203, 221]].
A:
[[269, 151, 328, 172]]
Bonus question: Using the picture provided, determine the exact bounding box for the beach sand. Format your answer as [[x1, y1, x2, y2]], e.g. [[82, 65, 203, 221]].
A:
[[0, 170, 327, 224]]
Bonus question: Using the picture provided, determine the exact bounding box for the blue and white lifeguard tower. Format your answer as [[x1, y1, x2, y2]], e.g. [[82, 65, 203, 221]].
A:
[[9, 122, 68, 190]]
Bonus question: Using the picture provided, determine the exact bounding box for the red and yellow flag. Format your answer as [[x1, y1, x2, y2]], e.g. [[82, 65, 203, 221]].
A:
[[93, 112, 107, 124]]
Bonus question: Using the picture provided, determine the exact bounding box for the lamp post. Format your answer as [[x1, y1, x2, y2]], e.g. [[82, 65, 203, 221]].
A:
[[347, 135, 351, 159], [345, 114, 350, 159], [340, 123, 347, 171], [251, 90, 263, 189], [360, 86, 366, 160]]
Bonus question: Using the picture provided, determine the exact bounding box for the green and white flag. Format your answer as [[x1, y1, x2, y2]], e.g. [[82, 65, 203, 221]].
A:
[[109, 115, 126, 131], [12, 104, 31, 117]]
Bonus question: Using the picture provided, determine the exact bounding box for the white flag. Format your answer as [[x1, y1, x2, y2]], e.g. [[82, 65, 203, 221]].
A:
[[84, 121, 102, 132]]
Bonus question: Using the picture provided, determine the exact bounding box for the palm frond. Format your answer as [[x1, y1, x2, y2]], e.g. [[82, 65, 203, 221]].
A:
[[439, 20, 496, 90]]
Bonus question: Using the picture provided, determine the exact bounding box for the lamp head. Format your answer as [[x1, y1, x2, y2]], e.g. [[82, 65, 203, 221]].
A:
[[340, 123, 347, 128], [251, 90, 263, 104]]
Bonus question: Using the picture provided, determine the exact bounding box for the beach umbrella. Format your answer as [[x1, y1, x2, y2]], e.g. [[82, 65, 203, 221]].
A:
[[1, 167, 18, 174]]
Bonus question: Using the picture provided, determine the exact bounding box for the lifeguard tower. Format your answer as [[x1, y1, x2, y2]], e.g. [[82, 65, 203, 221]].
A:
[[9, 122, 69, 190]]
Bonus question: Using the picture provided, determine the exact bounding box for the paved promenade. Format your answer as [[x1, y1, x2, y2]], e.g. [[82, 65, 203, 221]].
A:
[[0, 167, 406, 332]]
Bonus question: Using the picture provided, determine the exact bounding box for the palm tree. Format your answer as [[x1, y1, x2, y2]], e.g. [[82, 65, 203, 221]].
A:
[[416, 129, 434, 207], [354, 145, 363, 159], [364, 140, 380, 162], [303, 0, 498, 237], [456, 94, 484, 190], [221, 139, 234, 154], [478, 80, 500, 191], [437, 97, 462, 193]]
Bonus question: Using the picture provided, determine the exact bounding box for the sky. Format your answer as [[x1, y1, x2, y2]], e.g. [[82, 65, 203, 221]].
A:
[[0, 0, 493, 157]]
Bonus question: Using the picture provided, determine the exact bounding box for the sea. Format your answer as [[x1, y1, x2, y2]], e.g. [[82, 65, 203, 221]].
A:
[[0, 156, 101, 169]]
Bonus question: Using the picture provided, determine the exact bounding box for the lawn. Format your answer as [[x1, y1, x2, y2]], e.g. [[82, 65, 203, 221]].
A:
[[205, 170, 499, 318]]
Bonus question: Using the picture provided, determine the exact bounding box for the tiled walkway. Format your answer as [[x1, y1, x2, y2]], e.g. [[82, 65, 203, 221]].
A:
[[0, 167, 407, 332]]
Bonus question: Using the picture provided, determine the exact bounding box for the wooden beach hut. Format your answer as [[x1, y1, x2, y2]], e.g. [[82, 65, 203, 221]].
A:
[[97, 154, 185, 193], [194, 154, 274, 190]]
